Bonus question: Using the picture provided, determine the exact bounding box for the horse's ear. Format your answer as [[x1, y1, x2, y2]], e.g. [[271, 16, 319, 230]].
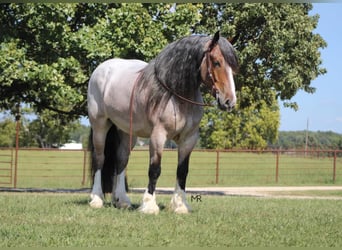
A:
[[209, 31, 220, 51], [228, 33, 239, 45]]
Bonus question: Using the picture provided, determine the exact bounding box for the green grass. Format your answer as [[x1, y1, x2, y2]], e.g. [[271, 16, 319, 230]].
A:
[[0, 192, 342, 247], [0, 149, 341, 189], [264, 190, 342, 197]]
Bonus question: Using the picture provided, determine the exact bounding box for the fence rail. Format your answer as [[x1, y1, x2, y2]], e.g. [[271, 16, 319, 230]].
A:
[[0, 148, 341, 189], [0, 148, 13, 185]]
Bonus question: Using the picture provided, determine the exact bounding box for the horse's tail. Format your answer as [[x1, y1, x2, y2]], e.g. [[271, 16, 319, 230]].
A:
[[89, 125, 120, 194]]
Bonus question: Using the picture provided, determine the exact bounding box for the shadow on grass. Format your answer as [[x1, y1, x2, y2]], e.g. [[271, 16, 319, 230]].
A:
[[67, 196, 167, 212]]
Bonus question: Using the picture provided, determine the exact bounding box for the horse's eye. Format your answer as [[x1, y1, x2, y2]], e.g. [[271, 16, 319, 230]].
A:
[[213, 61, 220, 67]]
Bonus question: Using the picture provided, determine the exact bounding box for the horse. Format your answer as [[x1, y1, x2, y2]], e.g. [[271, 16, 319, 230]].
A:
[[87, 31, 239, 214]]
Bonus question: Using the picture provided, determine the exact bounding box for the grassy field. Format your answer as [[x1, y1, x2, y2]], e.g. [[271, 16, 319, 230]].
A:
[[0, 149, 341, 189], [0, 192, 341, 247]]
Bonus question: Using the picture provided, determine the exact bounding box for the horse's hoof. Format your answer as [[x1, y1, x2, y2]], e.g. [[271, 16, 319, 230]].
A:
[[90, 194, 104, 208], [138, 191, 159, 215], [114, 200, 132, 209], [112, 192, 132, 209], [170, 191, 192, 214], [173, 204, 191, 214]]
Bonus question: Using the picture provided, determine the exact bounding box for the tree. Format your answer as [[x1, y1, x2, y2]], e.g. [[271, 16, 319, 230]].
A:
[[0, 3, 326, 149], [0, 3, 202, 119], [196, 3, 326, 148], [196, 3, 326, 109], [200, 97, 279, 149], [271, 131, 342, 150], [0, 118, 16, 147]]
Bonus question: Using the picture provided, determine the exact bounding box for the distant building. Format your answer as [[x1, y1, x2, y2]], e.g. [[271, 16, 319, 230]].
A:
[[59, 142, 82, 150]]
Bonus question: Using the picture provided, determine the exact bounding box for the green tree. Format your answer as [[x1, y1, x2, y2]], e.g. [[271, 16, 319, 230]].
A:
[[0, 118, 16, 147], [197, 3, 325, 148], [200, 98, 279, 149], [26, 110, 81, 148]]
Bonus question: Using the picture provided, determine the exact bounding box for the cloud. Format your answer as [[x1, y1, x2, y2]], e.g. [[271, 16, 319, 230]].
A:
[[336, 117, 342, 123]]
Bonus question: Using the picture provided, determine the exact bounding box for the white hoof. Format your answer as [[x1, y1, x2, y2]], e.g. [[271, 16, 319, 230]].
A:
[[90, 193, 104, 208], [170, 190, 192, 214], [138, 190, 159, 215]]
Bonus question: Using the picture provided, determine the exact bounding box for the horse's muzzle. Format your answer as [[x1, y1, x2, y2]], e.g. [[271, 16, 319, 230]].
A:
[[216, 92, 235, 112]]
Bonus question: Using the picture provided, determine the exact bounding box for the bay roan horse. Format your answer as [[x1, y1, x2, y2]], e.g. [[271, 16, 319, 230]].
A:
[[88, 31, 238, 214]]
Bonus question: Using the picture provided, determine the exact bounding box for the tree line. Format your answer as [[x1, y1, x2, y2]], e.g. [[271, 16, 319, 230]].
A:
[[0, 3, 326, 149], [0, 113, 89, 148], [270, 131, 342, 150], [1, 115, 341, 150]]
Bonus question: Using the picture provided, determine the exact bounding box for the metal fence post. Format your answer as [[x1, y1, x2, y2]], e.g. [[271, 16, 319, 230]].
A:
[[14, 104, 21, 188], [82, 149, 87, 186], [333, 150, 337, 183], [275, 149, 279, 183], [216, 150, 220, 184]]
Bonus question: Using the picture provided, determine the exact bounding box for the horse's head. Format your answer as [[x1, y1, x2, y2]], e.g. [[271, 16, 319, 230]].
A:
[[201, 31, 239, 112]]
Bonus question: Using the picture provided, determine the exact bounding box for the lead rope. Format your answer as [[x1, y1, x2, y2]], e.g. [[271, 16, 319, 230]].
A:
[[129, 73, 141, 152]]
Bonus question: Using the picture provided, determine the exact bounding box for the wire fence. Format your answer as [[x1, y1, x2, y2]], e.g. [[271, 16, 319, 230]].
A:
[[0, 148, 341, 190]]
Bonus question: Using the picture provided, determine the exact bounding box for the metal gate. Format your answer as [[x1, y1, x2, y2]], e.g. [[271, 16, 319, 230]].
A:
[[0, 148, 14, 187]]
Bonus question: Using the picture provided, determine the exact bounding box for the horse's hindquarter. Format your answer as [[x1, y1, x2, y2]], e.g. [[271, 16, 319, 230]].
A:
[[88, 59, 150, 134]]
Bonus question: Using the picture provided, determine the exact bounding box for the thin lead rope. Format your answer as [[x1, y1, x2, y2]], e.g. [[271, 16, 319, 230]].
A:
[[129, 73, 141, 152]]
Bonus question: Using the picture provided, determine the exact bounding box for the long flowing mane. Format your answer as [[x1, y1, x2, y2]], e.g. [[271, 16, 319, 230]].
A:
[[138, 34, 238, 112]]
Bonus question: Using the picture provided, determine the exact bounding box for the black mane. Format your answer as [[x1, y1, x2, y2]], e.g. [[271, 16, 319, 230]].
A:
[[138, 34, 238, 112]]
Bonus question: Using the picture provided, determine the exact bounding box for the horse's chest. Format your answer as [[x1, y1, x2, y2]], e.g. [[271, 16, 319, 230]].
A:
[[161, 104, 203, 139]]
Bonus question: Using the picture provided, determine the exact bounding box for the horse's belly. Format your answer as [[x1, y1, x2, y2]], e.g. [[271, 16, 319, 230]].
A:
[[107, 110, 152, 138]]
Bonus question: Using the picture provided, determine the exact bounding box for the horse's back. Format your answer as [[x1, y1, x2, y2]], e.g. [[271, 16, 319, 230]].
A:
[[88, 58, 147, 121], [89, 58, 147, 92]]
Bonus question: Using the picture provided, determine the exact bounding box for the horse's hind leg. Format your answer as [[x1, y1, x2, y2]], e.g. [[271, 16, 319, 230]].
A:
[[90, 119, 111, 208], [111, 131, 135, 209]]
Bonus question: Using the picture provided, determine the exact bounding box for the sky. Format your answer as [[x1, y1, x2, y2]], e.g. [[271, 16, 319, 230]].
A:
[[279, 3, 342, 133]]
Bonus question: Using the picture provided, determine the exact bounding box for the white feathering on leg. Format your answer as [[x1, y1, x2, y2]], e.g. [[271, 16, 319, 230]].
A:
[[138, 190, 160, 215], [90, 170, 104, 208], [170, 183, 192, 214], [112, 171, 131, 209]]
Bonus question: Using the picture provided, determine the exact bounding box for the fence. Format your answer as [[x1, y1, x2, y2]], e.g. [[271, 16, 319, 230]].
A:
[[0, 148, 341, 189]]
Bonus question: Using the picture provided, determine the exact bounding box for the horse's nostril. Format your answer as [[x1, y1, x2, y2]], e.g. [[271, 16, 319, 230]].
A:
[[226, 100, 235, 111]]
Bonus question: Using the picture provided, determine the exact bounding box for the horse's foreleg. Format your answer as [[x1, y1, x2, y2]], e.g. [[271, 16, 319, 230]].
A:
[[170, 154, 192, 214], [170, 133, 198, 213], [138, 129, 166, 214]]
